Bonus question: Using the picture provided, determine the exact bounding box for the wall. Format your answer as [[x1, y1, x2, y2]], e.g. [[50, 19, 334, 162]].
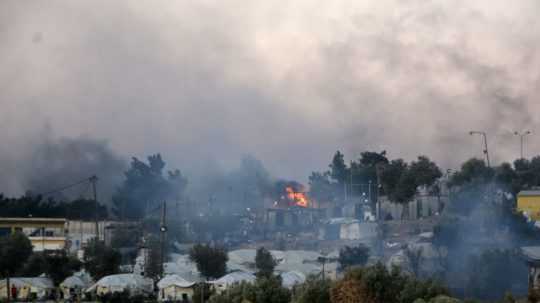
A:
[[517, 196, 540, 220]]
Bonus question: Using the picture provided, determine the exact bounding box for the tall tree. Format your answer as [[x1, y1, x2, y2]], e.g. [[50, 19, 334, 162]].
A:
[[189, 244, 228, 280], [0, 232, 33, 278], [112, 154, 188, 219], [450, 158, 493, 186], [358, 151, 389, 167], [308, 171, 335, 203], [380, 159, 408, 198], [350, 151, 389, 197], [329, 151, 348, 186], [255, 247, 276, 278], [83, 239, 121, 280], [408, 156, 442, 188], [20, 251, 82, 285]]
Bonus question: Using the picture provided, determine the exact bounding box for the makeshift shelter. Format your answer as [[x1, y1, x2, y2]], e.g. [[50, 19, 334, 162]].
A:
[[86, 274, 153, 297], [157, 274, 196, 302], [210, 271, 255, 293], [0, 277, 54, 301], [60, 270, 93, 300]]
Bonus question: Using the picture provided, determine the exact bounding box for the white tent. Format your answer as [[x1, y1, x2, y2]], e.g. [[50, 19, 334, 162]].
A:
[[0, 277, 54, 301], [158, 274, 196, 289], [157, 274, 196, 302], [86, 274, 153, 296], [60, 270, 93, 299], [210, 271, 255, 293]]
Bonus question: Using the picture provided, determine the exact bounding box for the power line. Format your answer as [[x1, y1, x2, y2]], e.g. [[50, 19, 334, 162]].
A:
[[35, 177, 93, 197]]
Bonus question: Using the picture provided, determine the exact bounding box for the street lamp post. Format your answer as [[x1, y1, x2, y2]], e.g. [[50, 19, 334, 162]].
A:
[[514, 131, 532, 160], [469, 131, 490, 167]]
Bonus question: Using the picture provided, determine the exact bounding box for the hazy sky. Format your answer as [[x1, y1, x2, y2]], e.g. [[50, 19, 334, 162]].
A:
[[1, 0, 540, 196]]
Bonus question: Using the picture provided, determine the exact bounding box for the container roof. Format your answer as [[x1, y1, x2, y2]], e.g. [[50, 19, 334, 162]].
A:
[[518, 190, 540, 197]]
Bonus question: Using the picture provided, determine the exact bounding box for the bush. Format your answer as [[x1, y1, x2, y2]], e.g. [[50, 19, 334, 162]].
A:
[[331, 263, 447, 303]]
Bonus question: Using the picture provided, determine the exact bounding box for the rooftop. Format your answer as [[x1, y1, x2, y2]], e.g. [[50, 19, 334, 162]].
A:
[[518, 190, 540, 197], [0, 217, 67, 223], [521, 246, 540, 262]]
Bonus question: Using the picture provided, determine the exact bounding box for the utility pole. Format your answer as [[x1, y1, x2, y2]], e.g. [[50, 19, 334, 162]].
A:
[[469, 131, 490, 167], [90, 176, 99, 240], [514, 130, 532, 159], [350, 162, 353, 199], [159, 201, 167, 279], [368, 180, 372, 205], [343, 182, 347, 202], [5, 271, 10, 303], [317, 257, 327, 280], [375, 163, 384, 221]]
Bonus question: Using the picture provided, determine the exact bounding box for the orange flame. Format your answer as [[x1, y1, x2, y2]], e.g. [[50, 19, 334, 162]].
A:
[[286, 187, 309, 207]]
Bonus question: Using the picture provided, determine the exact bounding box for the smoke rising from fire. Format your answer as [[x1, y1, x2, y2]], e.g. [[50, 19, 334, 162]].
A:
[[0, 128, 126, 201], [1, 0, 540, 196]]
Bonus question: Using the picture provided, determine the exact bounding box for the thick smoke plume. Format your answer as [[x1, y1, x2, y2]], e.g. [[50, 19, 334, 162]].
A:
[[1, 1, 540, 195], [0, 131, 125, 203]]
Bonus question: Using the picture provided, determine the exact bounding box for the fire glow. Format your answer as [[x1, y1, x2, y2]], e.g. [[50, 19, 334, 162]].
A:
[[286, 187, 309, 208]]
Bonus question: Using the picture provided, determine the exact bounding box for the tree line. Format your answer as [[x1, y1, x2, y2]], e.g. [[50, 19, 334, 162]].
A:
[[309, 151, 442, 205]]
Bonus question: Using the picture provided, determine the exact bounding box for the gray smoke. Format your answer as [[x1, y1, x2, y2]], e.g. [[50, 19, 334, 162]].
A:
[[1, 0, 540, 196], [187, 155, 273, 213], [0, 128, 126, 203]]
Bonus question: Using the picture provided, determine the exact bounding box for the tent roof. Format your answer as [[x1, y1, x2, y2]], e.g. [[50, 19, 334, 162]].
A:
[[158, 274, 196, 289], [61, 270, 93, 288], [210, 271, 255, 285], [0, 277, 53, 289], [86, 274, 153, 293]]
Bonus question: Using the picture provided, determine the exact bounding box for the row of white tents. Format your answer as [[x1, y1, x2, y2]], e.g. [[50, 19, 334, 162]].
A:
[[1, 270, 308, 302], [0, 271, 93, 301], [1, 249, 331, 301]]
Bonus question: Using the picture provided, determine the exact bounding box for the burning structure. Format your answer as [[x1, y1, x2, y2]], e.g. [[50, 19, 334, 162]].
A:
[[265, 182, 326, 232], [272, 183, 311, 208], [286, 186, 308, 207]]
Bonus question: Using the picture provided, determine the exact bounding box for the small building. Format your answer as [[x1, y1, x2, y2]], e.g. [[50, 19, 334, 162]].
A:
[[0, 277, 54, 301], [157, 274, 196, 302], [521, 246, 540, 289], [0, 217, 67, 251], [319, 218, 378, 242], [60, 270, 93, 300], [517, 191, 540, 220], [210, 271, 256, 293], [85, 274, 153, 297]]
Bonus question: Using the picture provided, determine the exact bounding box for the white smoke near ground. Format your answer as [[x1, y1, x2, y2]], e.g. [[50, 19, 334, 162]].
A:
[[1, 0, 540, 196]]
